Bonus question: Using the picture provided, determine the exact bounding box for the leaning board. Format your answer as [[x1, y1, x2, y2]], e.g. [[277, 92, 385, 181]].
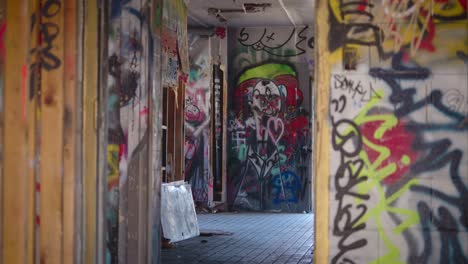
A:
[[161, 182, 200, 243]]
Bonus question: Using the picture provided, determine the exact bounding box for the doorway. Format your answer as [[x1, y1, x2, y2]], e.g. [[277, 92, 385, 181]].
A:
[[161, 0, 316, 263]]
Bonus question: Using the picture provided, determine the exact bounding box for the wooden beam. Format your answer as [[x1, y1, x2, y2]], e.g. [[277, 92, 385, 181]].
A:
[[82, 0, 99, 262], [167, 89, 175, 182], [222, 69, 228, 204], [148, 1, 163, 260], [0, 0, 6, 259], [39, 0, 66, 262], [313, 0, 331, 263], [63, 0, 78, 262], [174, 80, 184, 181], [2, 0, 33, 263], [27, 0, 40, 263]]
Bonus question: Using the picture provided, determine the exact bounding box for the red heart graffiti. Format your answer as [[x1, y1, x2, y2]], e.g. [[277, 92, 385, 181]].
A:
[[267, 117, 284, 144]]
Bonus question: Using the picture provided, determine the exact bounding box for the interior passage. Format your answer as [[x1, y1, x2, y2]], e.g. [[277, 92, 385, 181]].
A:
[[162, 213, 314, 264]]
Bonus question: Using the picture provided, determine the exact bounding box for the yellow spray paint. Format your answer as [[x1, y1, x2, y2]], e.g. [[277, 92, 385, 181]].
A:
[[343, 90, 421, 263]]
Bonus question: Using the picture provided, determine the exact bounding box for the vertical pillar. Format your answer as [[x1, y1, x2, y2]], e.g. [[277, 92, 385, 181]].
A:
[[313, 0, 331, 263]]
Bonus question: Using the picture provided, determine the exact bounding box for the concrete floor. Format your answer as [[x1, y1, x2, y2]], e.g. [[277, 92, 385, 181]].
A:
[[162, 213, 314, 264]]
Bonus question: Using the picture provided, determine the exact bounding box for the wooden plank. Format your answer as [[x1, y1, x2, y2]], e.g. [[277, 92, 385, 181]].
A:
[[39, 0, 65, 262], [63, 0, 78, 262], [137, 141, 149, 264], [96, 0, 110, 262], [115, 0, 126, 261], [222, 69, 227, 203], [0, 0, 5, 258], [148, 1, 163, 260], [313, 0, 331, 263], [27, 0, 40, 263], [2, 0, 32, 263], [166, 90, 175, 182], [82, 0, 99, 262], [73, 0, 85, 262], [174, 80, 184, 181], [136, 5, 150, 262]]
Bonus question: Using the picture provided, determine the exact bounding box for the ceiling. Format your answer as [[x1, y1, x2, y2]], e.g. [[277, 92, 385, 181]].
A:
[[186, 0, 315, 28]]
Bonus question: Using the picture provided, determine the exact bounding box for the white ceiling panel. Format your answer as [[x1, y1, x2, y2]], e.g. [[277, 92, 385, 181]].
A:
[[187, 0, 315, 28]]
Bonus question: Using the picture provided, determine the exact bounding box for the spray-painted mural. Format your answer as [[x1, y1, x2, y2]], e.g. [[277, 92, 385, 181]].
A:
[[326, 0, 468, 263], [184, 34, 212, 203], [106, 0, 152, 262], [228, 27, 314, 212]]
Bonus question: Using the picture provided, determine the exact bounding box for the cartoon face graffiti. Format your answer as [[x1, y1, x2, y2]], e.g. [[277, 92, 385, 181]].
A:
[[230, 63, 311, 211], [185, 97, 203, 124], [249, 79, 283, 117]]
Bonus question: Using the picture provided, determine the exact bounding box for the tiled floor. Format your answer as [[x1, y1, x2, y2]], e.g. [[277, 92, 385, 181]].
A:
[[162, 213, 314, 264]]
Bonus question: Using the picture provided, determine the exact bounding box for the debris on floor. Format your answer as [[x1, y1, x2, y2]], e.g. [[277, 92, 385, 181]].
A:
[[199, 229, 234, 236], [161, 238, 177, 249], [195, 201, 227, 214]]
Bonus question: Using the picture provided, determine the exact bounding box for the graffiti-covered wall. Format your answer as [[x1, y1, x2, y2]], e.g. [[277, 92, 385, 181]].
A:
[[185, 35, 212, 203], [106, 0, 153, 262], [323, 0, 468, 263], [228, 27, 314, 212]]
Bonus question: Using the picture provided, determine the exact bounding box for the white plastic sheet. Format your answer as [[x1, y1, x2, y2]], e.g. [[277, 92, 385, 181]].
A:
[[161, 181, 200, 242]]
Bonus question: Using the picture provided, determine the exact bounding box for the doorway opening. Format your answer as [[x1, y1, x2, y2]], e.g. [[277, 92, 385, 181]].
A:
[[160, 0, 316, 263]]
